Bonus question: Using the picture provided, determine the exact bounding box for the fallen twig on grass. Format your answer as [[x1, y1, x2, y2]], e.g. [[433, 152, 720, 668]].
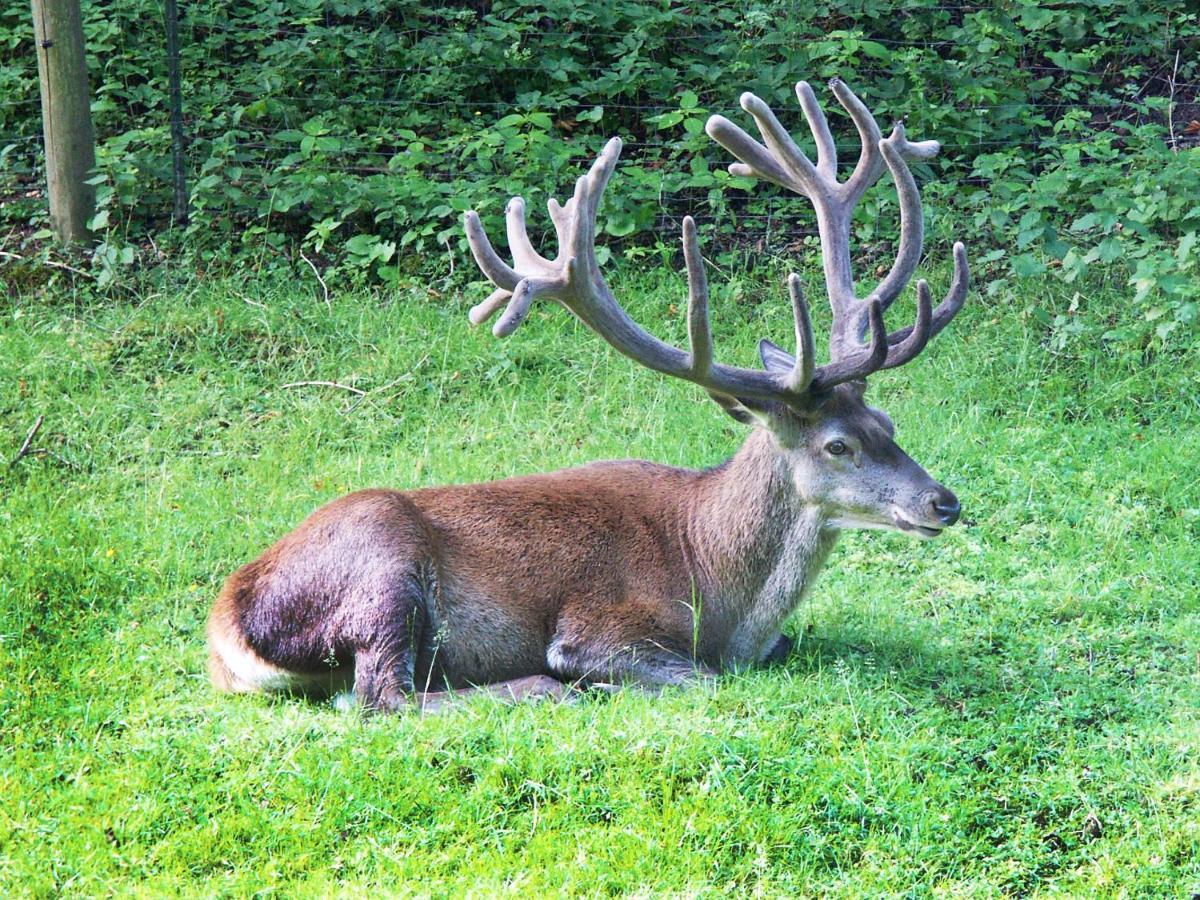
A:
[[9, 415, 44, 468], [235, 290, 268, 310], [0, 250, 93, 279], [298, 252, 331, 310], [279, 380, 366, 396]]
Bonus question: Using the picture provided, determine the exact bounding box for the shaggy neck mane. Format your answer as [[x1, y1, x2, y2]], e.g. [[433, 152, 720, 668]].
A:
[[686, 429, 839, 661]]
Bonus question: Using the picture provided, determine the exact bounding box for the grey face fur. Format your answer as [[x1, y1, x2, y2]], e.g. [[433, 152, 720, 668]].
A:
[[764, 381, 960, 540]]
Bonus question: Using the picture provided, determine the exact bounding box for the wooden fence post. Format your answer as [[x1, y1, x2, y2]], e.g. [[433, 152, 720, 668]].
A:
[[31, 0, 96, 246]]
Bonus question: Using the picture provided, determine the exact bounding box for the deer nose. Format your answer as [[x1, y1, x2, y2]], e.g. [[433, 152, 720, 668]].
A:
[[929, 489, 961, 526]]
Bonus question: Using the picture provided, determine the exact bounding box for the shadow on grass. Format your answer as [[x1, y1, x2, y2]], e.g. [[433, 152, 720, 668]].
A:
[[785, 623, 942, 677]]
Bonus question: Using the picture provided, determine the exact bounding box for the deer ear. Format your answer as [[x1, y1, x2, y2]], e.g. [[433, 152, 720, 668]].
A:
[[706, 391, 778, 428], [758, 339, 796, 374]]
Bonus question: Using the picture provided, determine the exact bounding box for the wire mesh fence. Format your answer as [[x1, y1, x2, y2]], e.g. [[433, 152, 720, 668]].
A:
[[0, 0, 1196, 258]]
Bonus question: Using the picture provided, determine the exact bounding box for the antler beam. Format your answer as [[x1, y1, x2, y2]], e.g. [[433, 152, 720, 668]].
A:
[[464, 138, 815, 414]]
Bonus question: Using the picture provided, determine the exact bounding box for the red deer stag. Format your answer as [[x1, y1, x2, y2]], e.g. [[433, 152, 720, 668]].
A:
[[208, 79, 968, 711]]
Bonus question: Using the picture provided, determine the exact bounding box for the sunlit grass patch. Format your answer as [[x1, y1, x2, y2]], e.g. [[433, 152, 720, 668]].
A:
[[1, 264, 1197, 894]]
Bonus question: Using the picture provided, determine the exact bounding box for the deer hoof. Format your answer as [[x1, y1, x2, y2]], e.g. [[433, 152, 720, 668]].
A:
[[761, 634, 795, 667]]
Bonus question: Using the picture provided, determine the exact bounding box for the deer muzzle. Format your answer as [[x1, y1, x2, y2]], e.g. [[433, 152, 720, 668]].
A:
[[891, 485, 960, 538]]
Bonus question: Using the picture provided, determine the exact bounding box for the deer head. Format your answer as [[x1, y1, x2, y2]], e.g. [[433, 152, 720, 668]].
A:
[[464, 79, 968, 539]]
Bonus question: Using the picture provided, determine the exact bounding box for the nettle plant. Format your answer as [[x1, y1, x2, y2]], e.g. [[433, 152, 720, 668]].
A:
[[970, 119, 1200, 347]]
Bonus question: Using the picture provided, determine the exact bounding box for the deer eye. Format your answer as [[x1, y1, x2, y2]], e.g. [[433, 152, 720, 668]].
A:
[[826, 440, 848, 457]]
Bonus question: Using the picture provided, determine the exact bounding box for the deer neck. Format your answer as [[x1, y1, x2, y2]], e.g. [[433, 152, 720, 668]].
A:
[[688, 428, 839, 663]]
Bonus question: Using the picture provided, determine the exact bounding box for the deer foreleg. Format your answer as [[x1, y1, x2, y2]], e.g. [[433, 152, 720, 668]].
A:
[[547, 632, 717, 690]]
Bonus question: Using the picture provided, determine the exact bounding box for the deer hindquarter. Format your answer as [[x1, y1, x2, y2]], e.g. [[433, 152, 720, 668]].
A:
[[208, 490, 447, 710], [208, 466, 715, 710]]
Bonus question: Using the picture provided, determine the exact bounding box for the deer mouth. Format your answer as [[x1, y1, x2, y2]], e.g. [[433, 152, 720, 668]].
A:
[[893, 514, 944, 539]]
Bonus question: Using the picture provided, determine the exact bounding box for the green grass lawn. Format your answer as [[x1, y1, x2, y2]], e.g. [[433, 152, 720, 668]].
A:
[[1, 262, 1198, 895]]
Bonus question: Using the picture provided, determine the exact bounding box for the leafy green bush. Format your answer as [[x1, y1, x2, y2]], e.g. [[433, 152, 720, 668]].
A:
[[0, 0, 1196, 346], [969, 115, 1199, 345]]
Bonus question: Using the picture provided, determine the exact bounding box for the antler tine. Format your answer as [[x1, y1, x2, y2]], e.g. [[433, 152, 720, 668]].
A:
[[785, 274, 816, 392], [938, 241, 971, 334], [884, 241, 970, 347], [829, 78, 885, 205], [464, 211, 520, 291], [872, 127, 925, 306], [794, 82, 837, 179], [546, 195, 571, 241], [494, 273, 558, 337], [586, 135, 622, 208], [562, 173, 597, 285], [830, 78, 939, 205], [469, 287, 512, 326], [881, 280, 932, 369], [505, 197, 554, 273], [705, 113, 795, 189], [682, 216, 713, 377], [736, 93, 821, 195]]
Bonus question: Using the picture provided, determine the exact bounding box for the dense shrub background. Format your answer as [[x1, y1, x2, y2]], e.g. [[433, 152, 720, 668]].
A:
[[0, 0, 1197, 341]]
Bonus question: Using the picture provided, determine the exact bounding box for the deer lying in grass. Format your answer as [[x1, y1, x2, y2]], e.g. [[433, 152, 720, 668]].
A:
[[208, 79, 968, 712]]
